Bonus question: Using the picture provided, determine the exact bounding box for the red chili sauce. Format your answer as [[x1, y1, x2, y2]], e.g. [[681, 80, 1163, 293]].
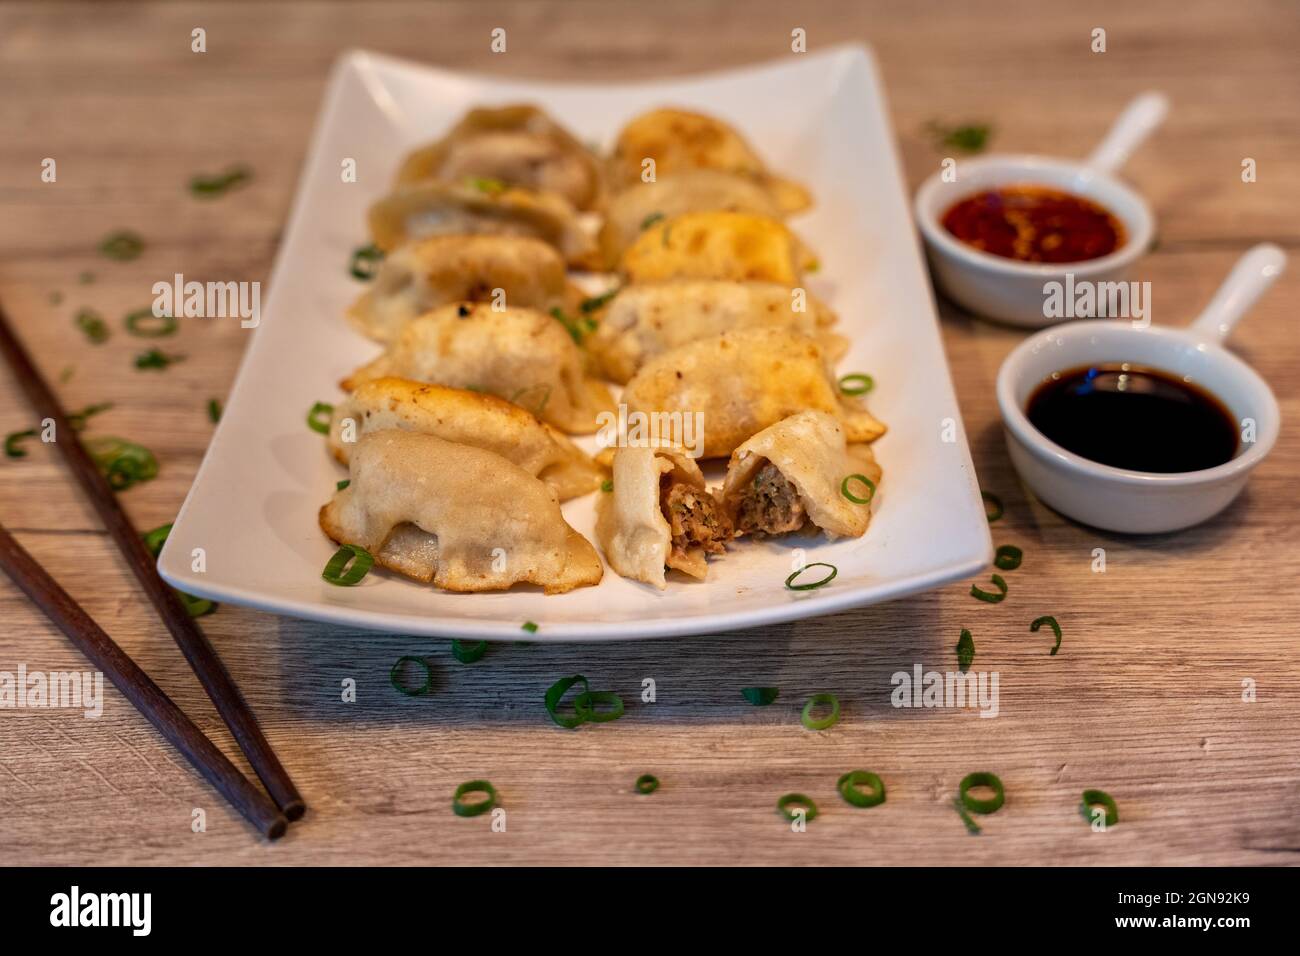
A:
[[941, 185, 1125, 263]]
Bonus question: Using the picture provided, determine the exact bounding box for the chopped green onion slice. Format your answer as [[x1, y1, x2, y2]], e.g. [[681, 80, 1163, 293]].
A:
[[349, 243, 384, 280], [970, 573, 1008, 603], [837, 770, 886, 808], [75, 309, 109, 344], [801, 692, 840, 730], [452, 779, 497, 816], [956, 628, 975, 672], [66, 403, 112, 431], [634, 774, 659, 795], [741, 686, 779, 706], [544, 674, 590, 729], [143, 523, 173, 558], [994, 545, 1022, 570], [134, 348, 184, 370], [1080, 788, 1118, 827], [841, 473, 875, 504], [389, 656, 433, 696], [776, 793, 818, 822], [125, 308, 178, 338], [189, 165, 251, 198], [84, 436, 158, 490], [953, 796, 982, 835], [306, 402, 334, 434], [785, 562, 837, 591], [580, 287, 619, 313], [981, 490, 1003, 522], [99, 230, 144, 261], [466, 176, 507, 195], [550, 306, 587, 344], [640, 212, 664, 230], [959, 771, 1005, 814], [179, 592, 216, 617], [207, 398, 222, 423], [451, 639, 488, 664], [521, 621, 539, 634], [4, 429, 36, 459], [1030, 615, 1063, 656], [510, 384, 552, 417], [336, 479, 350, 491], [928, 121, 993, 154], [321, 544, 373, 586], [600, 479, 613, 493], [838, 373, 875, 396], [574, 690, 624, 723]]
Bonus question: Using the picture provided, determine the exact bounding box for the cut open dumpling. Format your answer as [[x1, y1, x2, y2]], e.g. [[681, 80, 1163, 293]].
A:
[[722, 411, 883, 539], [608, 108, 811, 214], [585, 280, 843, 384], [348, 235, 578, 343], [396, 104, 602, 212], [368, 180, 599, 268], [596, 445, 731, 589], [341, 302, 614, 435], [328, 377, 604, 500], [620, 211, 817, 285], [319, 430, 602, 594], [620, 328, 885, 458]]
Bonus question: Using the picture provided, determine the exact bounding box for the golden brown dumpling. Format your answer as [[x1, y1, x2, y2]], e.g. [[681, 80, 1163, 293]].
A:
[[396, 104, 602, 211], [347, 235, 578, 343], [328, 377, 604, 500], [620, 328, 885, 458], [585, 280, 843, 384], [598, 170, 782, 267], [608, 108, 811, 213], [367, 180, 599, 269], [620, 211, 817, 285], [320, 430, 602, 594], [596, 445, 730, 589], [340, 302, 614, 435], [721, 411, 883, 539]]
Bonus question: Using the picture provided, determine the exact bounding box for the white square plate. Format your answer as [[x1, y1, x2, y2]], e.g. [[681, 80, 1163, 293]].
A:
[[160, 45, 992, 641]]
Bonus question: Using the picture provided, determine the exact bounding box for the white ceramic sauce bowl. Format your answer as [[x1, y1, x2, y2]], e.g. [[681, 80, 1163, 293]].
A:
[[915, 92, 1167, 327], [996, 244, 1285, 533]]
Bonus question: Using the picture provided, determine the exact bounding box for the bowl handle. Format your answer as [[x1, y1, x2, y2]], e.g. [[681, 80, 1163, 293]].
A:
[[1085, 92, 1169, 175], [1188, 243, 1287, 342]]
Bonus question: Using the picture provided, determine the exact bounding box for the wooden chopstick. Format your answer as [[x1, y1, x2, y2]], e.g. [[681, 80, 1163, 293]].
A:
[[0, 523, 288, 839], [0, 301, 305, 821]]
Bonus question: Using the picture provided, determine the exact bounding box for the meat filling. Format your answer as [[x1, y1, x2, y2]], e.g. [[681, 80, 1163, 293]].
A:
[[734, 462, 806, 535], [661, 477, 732, 559]]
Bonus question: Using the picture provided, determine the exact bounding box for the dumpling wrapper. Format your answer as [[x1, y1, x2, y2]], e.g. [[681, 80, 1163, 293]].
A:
[[347, 235, 579, 343], [620, 328, 885, 459], [368, 180, 600, 269], [328, 377, 604, 500], [721, 410, 883, 540], [341, 302, 614, 435], [586, 280, 843, 384], [319, 430, 602, 594], [598, 170, 782, 267], [620, 211, 817, 285], [596, 445, 730, 589], [608, 108, 811, 214]]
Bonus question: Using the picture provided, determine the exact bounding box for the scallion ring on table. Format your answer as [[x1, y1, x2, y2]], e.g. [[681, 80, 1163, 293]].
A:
[[841, 473, 876, 504], [838, 373, 875, 396], [84, 436, 159, 491], [1080, 788, 1119, 827], [544, 674, 590, 729], [981, 490, 1003, 522], [837, 770, 886, 808], [306, 402, 334, 434], [1031, 615, 1063, 655], [994, 545, 1023, 570], [800, 692, 840, 731], [776, 793, 819, 822], [321, 544, 373, 586], [349, 243, 384, 280], [634, 774, 659, 795], [452, 779, 497, 817], [785, 562, 837, 591], [970, 573, 1008, 603], [99, 230, 144, 261], [451, 639, 488, 664], [143, 522, 173, 558], [573, 689, 624, 723], [959, 771, 1005, 814], [389, 656, 433, 697], [4, 429, 36, 459], [741, 686, 779, 706], [124, 308, 178, 338]]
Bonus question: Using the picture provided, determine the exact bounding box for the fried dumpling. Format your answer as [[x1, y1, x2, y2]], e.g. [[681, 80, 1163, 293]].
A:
[[608, 108, 811, 214], [598, 170, 782, 267], [347, 235, 578, 343], [620, 328, 885, 459], [721, 411, 882, 539], [596, 445, 731, 589], [368, 180, 599, 269], [395, 104, 602, 211], [585, 280, 843, 384], [320, 430, 602, 594], [328, 377, 604, 500], [341, 302, 614, 435], [620, 211, 817, 285]]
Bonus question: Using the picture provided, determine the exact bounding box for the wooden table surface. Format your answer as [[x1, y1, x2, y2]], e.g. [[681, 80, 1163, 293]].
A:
[[1, 0, 1297, 866]]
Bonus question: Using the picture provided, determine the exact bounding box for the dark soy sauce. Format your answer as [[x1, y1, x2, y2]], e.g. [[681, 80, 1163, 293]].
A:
[[1026, 363, 1239, 473]]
